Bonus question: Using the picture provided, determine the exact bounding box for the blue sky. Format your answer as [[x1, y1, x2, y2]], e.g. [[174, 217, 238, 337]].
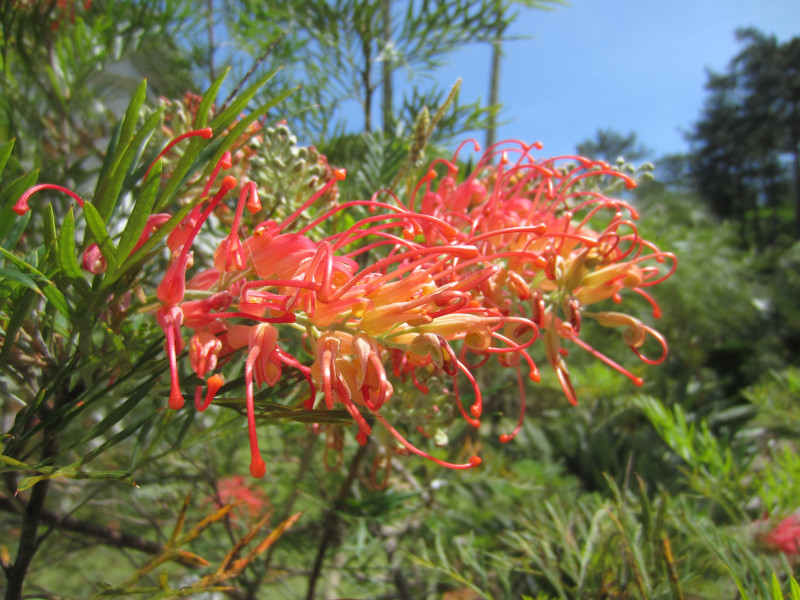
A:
[[429, 0, 800, 159]]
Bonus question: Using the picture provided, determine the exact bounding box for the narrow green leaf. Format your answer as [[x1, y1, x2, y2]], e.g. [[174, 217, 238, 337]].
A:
[[434, 529, 451, 569], [789, 576, 800, 600], [1, 210, 31, 252], [74, 383, 150, 452], [0, 138, 14, 175], [0, 171, 38, 245], [154, 135, 224, 212], [44, 63, 67, 111], [43, 203, 58, 250], [636, 475, 653, 542], [40, 284, 70, 318], [0, 267, 41, 293], [82, 201, 119, 274], [156, 73, 290, 213], [745, 548, 770, 599], [101, 108, 142, 187], [79, 411, 158, 468], [100, 108, 163, 222], [173, 410, 196, 449], [0, 454, 33, 471], [122, 107, 163, 184], [57, 208, 84, 280], [103, 199, 198, 288], [195, 68, 229, 129], [130, 414, 155, 469], [199, 89, 296, 186], [0, 248, 68, 317], [94, 79, 147, 218], [96, 119, 123, 186], [116, 159, 160, 260], [105, 324, 133, 373], [16, 474, 52, 492], [209, 67, 282, 133], [212, 396, 352, 425], [16, 468, 136, 492], [772, 573, 784, 600]]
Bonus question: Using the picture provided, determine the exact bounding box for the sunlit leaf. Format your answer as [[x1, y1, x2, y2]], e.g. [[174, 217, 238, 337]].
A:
[[116, 159, 161, 261], [0, 138, 14, 175], [93, 79, 147, 220], [57, 207, 86, 281]]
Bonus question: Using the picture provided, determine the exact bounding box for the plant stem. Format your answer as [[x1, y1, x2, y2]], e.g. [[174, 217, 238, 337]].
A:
[[0, 494, 161, 555], [305, 442, 369, 600], [248, 435, 318, 599], [3, 377, 75, 599], [3, 477, 49, 600]]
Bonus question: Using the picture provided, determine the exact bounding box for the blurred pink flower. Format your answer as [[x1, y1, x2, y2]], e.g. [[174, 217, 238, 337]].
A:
[[215, 475, 270, 522], [762, 513, 800, 555]]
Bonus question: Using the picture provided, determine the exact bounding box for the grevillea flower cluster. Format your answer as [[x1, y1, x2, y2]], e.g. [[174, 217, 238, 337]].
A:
[[16, 131, 675, 480]]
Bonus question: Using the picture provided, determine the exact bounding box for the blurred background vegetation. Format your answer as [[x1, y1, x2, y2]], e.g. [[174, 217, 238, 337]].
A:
[[1, 1, 800, 599]]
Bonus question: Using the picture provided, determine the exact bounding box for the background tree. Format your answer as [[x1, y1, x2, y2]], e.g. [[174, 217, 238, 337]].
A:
[[576, 127, 651, 163], [482, 0, 564, 150], [689, 29, 800, 247]]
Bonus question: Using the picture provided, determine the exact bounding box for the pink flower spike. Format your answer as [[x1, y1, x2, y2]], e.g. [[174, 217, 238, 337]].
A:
[[372, 412, 481, 470], [244, 183, 261, 214], [14, 183, 85, 215], [499, 366, 526, 444], [629, 325, 669, 366], [200, 151, 233, 199], [131, 214, 171, 254], [408, 168, 437, 213], [570, 332, 645, 385], [275, 168, 346, 234], [156, 306, 185, 410], [223, 182, 259, 272], [144, 128, 213, 181], [157, 175, 237, 305], [456, 358, 483, 419], [81, 244, 107, 274], [545, 328, 578, 405], [248, 324, 282, 387], [275, 349, 316, 409], [244, 345, 267, 478], [195, 374, 224, 412], [188, 332, 222, 378], [167, 205, 203, 253]]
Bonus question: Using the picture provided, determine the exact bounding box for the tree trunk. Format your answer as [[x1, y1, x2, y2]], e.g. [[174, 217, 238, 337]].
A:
[[362, 38, 372, 134], [381, 0, 393, 135], [485, 39, 501, 151], [206, 0, 216, 82]]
